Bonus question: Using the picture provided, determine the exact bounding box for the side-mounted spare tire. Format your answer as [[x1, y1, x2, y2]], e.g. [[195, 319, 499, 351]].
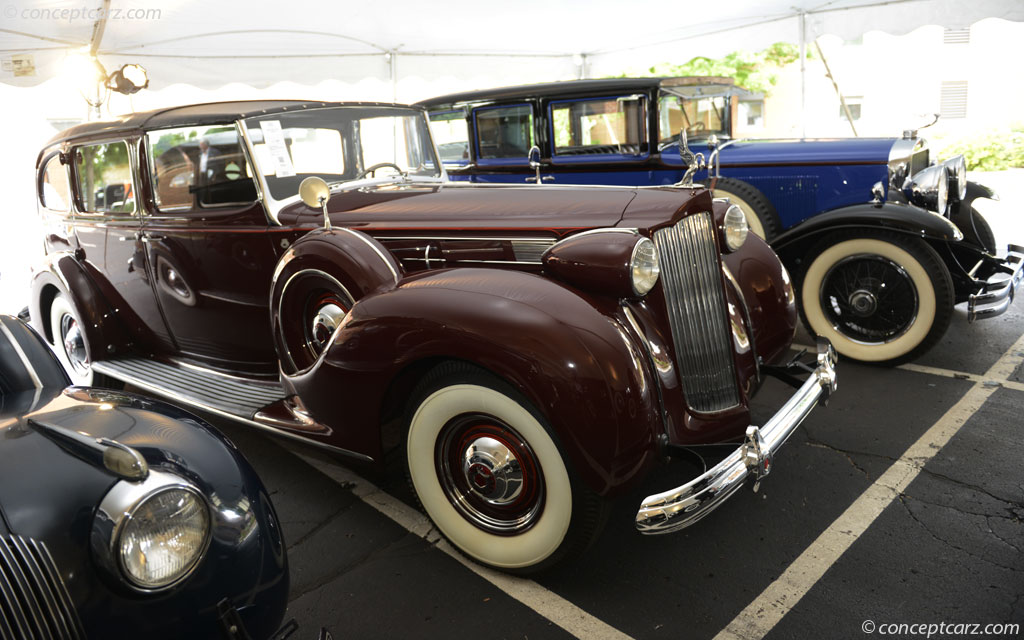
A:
[[710, 177, 782, 241], [269, 228, 402, 375]]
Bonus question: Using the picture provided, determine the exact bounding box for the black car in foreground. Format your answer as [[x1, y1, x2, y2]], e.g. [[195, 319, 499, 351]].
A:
[[0, 314, 289, 639]]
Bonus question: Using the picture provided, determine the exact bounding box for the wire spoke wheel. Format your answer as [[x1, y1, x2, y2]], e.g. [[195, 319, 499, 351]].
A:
[[820, 254, 918, 343]]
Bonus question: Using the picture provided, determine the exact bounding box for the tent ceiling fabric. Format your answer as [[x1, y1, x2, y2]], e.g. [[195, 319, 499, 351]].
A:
[[1, 0, 1022, 89]]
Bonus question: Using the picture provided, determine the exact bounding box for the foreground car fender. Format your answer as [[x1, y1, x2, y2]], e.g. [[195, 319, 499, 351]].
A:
[[282, 266, 663, 497]]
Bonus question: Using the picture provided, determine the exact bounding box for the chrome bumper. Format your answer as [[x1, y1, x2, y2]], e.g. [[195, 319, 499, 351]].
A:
[[968, 244, 1024, 322], [635, 340, 838, 534]]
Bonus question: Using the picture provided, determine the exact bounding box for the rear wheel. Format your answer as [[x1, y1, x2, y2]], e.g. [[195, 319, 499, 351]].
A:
[[48, 294, 121, 388], [711, 177, 782, 241], [799, 231, 954, 365], [405, 363, 607, 573]]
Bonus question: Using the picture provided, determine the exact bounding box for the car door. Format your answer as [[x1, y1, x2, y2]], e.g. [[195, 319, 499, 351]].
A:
[[467, 103, 538, 184], [70, 137, 177, 353], [142, 124, 281, 375]]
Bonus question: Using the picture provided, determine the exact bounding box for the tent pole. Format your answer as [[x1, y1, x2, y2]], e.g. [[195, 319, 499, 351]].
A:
[[815, 40, 858, 136], [799, 11, 806, 138]]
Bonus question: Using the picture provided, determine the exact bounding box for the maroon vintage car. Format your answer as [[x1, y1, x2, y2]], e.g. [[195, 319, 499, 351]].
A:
[[30, 101, 837, 573]]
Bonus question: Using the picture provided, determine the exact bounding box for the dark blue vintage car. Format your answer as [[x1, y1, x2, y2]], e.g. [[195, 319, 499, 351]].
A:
[[0, 314, 290, 639], [418, 78, 1023, 365]]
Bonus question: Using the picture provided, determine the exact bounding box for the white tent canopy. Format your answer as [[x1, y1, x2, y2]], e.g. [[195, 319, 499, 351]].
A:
[[2, 0, 1022, 92]]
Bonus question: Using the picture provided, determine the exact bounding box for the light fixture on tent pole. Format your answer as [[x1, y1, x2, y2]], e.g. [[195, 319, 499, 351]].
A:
[[63, 50, 150, 118]]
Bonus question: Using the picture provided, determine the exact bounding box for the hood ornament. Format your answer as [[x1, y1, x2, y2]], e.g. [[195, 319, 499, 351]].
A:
[[675, 127, 706, 188]]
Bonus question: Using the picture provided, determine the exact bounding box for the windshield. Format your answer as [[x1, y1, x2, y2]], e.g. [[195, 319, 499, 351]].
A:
[[242, 106, 441, 202]]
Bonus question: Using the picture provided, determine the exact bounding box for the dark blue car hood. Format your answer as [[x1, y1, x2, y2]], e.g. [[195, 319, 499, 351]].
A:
[[718, 138, 896, 166]]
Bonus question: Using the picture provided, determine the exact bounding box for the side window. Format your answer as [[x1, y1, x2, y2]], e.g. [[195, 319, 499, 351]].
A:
[[74, 141, 134, 214], [474, 104, 534, 163], [39, 152, 70, 212], [147, 125, 256, 211], [427, 110, 470, 165], [551, 96, 648, 159]]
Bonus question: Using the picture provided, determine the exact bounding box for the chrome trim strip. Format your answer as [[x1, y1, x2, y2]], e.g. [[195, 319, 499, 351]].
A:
[[28, 418, 150, 481], [237, 119, 274, 224], [0, 321, 42, 389], [636, 341, 838, 534], [0, 536, 85, 639], [379, 235, 558, 242]]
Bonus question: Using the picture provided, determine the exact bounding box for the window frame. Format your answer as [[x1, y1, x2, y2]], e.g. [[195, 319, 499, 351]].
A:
[[71, 137, 138, 217], [37, 148, 71, 214], [548, 95, 650, 164], [472, 103, 536, 167]]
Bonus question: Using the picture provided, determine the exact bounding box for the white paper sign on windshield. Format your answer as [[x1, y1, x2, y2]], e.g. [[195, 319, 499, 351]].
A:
[[259, 120, 296, 178]]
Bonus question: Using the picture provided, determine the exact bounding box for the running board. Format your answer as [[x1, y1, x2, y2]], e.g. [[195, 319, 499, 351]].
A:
[[92, 358, 286, 420]]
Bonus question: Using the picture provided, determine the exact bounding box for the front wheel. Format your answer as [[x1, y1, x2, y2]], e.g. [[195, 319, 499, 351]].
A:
[[405, 363, 607, 574], [799, 231, 954, 365]]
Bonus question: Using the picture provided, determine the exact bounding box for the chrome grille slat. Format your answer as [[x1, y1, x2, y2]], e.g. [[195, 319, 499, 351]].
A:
[[654, 213, 740, 412], [0, 535, 84, 640]]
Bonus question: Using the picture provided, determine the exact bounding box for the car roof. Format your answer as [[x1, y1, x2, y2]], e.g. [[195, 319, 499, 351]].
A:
[[45, 100, 420, 145], [416, 77, 738, 108]]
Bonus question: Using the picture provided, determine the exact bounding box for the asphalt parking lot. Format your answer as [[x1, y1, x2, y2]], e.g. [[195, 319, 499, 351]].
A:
[[206, 298, 1023, 640]]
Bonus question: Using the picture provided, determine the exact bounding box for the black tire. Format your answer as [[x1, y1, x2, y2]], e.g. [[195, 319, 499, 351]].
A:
[[709, 177, 782, 241], [798, 230, 954, 365], [48, 293, 122, 388], [969, 207, 998, 253], [404, 361, 608, 574]]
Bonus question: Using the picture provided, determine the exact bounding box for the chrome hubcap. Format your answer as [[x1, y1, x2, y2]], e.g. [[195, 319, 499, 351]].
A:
[[309, 303, 346, 354], [60, 314, 90, 375], [436, 416, 544, 535], [848, 289, 878, 317], [461, 436, 524, 504]]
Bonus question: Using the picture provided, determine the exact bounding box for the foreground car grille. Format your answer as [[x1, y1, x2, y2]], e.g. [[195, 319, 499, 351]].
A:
[[653, 212, 740, 412], [0, 535, 85, 640]]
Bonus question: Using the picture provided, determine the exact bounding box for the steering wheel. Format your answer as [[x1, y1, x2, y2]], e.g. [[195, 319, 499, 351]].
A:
[[356, 162, 405, 180]]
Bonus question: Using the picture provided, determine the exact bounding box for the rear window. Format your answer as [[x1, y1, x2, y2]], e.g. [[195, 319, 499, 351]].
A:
[[74, 141, 133, 214]]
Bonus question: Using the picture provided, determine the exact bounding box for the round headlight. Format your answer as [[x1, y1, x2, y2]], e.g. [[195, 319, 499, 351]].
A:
[[901, 164, 948, 214], [630, 237, 660, 296], [943, 154, 967, 201], [120, 487, 211, 589], [723, 204, 749, 251]]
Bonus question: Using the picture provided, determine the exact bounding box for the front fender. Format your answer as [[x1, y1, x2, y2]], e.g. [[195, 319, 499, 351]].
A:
[[771, 201, 962, 263], [285, 268, 663, 497]]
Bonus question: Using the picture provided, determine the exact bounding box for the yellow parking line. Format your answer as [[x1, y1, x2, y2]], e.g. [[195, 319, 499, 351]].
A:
[[716, 333, 1024, 640]]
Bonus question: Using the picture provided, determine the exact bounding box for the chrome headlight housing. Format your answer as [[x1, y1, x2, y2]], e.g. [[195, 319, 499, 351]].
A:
[[93, 469, 212, 591], [902, 164, 948, 215], [943, 154, 967, 201], [722, 204, 749, 251], [630, 237, 660, 296]]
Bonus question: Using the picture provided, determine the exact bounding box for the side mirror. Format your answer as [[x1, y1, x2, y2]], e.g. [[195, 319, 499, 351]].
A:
[[299, 176, 332, 230]]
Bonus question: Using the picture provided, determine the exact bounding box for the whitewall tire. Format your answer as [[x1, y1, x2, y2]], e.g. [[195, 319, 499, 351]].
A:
[[799, 232, 953, 365], [406, 365, 605, 573], [712, 177, 781, 241]]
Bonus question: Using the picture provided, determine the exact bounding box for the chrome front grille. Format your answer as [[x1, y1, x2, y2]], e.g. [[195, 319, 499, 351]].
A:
[[653, 212, 740, 412], [0, 535, 85, 640]]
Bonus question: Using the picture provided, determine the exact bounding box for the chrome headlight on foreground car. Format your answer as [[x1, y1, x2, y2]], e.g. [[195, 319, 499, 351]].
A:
[[631, 237, 661, 296], [943, 154, 968, 201], [93, 469, 212, 591], [722, 204, 749, 251], [902, 164, 948, 214]]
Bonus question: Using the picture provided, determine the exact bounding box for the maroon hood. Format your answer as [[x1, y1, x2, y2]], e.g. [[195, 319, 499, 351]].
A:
[[279, 183, 646, 235]]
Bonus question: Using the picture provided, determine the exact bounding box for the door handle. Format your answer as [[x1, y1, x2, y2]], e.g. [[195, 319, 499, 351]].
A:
[[141, 233, 166, 243]]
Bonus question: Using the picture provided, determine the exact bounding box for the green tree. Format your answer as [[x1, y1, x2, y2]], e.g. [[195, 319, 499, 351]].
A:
[[627, 42, 803, 95]]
